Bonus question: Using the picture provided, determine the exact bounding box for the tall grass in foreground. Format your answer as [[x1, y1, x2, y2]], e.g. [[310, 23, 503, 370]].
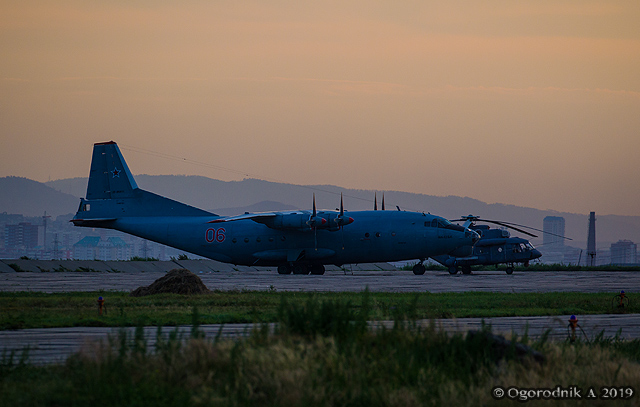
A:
[[1, 298, 640, 407]]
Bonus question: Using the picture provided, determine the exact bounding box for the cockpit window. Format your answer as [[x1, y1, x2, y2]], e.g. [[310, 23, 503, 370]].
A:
[[431, 219, 438, 227], [438, 219, 452, 227]]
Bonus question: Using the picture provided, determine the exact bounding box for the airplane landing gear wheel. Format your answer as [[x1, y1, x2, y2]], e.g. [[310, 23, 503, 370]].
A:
[[448, 266, 458, 275], [461, 266, 471, 275], [310, 264, 325, 275], [505, 267, 514, 275], [293, 263, 309, 275], [277, 264, 291, 275], [412, 264, 426, 275]]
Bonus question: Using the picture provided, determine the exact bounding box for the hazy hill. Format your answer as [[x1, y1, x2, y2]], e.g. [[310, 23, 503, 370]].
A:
[[0, 177, 79, 217], [10, 174, 637, 248]]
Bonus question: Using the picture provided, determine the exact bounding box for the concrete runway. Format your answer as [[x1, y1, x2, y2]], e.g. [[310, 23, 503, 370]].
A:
[[1, 269, 639, 364], [1, 269, 638, 293]]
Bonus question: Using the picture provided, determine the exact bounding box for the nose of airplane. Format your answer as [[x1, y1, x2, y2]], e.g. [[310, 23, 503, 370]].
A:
[[466, 229, 481, 244]]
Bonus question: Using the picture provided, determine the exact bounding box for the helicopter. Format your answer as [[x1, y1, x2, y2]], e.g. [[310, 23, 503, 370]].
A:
[[429, 215, 546, 275]]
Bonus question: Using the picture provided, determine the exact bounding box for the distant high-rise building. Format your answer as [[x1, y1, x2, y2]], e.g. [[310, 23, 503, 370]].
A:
[[610, 240, 637, 265], [543, 216, 565, 250]]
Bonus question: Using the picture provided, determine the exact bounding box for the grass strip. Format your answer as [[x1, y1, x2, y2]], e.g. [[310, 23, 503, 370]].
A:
[[0, 291, 635, 330]]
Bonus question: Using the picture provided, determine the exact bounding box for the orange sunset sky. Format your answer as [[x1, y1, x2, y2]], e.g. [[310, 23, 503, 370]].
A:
[[1, 1, 639, 216]]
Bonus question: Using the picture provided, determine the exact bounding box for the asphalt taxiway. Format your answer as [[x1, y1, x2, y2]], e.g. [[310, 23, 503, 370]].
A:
[[1, 269, 637, 293]]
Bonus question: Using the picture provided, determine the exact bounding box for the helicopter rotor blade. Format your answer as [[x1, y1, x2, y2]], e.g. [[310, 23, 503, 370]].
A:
[[451, 215, 573, 241], [483, 220, 538, 238], [450, 216, 538, 238], [488, 219, 573, 240]]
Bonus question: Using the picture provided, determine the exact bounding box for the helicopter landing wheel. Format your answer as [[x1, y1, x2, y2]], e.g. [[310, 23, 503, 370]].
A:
[[448, 266, 458, 275], [505, 267, 514, 275], [412, 263, 426, 275], [461, 266, 471, 275]]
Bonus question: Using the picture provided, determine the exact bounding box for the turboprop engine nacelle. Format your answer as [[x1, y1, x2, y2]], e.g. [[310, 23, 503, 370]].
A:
[[266, 213, 327, 230]]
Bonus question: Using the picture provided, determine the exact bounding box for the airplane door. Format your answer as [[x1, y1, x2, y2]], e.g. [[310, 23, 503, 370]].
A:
[[360, 232, 375, 258]]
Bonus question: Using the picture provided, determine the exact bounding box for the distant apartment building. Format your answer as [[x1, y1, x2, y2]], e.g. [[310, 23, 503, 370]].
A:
[[98, 237, 132, 260], [610, 240, 637, 265], [4, 222, 40, 249], [73, 236, 101, 260], [73, 236, 133, 260]]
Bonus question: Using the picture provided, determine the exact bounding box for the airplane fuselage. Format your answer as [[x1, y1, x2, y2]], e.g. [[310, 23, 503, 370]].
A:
[[72, 141, 479, 272], [78, 208, 473, 266]]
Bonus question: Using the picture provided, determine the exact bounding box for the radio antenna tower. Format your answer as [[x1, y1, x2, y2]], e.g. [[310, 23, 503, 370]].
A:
[[586, 212, 596, 266]]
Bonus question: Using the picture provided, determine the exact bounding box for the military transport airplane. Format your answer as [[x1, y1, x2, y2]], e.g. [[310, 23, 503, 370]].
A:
[[72, 142, 480, 275]]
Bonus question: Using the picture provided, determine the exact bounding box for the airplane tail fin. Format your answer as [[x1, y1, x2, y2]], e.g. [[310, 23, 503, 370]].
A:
[[73, 142, 214, 226], [86, 141, 138, 199]]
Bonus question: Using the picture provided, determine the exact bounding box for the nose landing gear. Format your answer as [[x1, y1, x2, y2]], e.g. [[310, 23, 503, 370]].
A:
[[412, 263, 426, 275]]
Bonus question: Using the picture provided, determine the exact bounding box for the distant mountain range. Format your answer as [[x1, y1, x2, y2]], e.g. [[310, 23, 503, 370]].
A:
[[0, 177, 80, 218], [1, 175, 639, 248]]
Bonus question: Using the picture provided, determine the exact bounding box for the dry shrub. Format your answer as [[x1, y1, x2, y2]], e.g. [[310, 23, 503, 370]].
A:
[[130, 269, 210, 297]]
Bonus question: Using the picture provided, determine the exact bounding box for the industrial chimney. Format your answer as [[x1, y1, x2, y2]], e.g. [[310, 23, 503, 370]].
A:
[[587, 212, 596, 266]]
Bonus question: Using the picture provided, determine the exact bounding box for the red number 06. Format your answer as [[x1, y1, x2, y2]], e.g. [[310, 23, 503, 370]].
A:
[[205, 228, 226, 243]]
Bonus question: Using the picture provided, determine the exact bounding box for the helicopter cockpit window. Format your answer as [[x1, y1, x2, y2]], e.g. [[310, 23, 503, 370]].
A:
[[525, 243, 535, 250]]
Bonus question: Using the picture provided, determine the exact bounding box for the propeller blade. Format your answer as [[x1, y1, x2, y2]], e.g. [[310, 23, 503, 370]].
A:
[[374, 192, 378, 211], [340, 193, 344, 217], [382, 193, 385, 211], [312, 193, 317, 218]]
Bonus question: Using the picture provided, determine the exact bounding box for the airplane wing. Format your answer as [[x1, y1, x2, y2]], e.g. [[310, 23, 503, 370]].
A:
[[208, 211, 306, 224]]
